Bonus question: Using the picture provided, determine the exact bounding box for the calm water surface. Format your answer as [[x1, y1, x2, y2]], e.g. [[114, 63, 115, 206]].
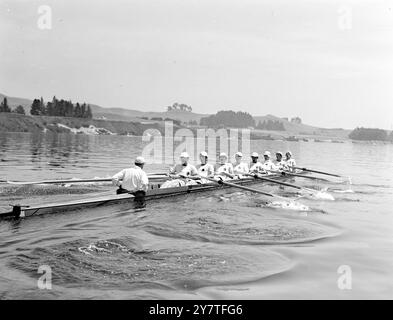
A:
[[0, 132, 392, 299]]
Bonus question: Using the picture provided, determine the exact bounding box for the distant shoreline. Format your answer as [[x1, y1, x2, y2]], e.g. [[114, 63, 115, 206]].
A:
[[0, 112, 352, 141]]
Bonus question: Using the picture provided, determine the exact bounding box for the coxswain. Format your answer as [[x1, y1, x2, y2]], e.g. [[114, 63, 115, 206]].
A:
[[196, 151, 214, 177], [249, 152, 265, 173], [285, 151, 296, 172], [214, 152, 234, 179], [112, 156, 149, 195], [233, 152, 249, 176]]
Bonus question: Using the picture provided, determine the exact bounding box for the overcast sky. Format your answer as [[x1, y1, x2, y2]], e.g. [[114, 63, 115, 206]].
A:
[[1, 0, 392, 129]]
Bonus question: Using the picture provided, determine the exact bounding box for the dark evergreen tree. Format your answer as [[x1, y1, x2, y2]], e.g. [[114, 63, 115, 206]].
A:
[[85, 105, 93, 119], [30, 99, 42, 115], [74, 103, 82, 117], [81, 103, 86, 118], [39, 97, 46, 115], [45, 102, 53, 116], [30, 96, 93, 118], [0, 97, 11, 112]]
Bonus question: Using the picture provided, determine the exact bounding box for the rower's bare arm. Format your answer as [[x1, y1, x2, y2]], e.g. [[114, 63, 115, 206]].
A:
[[190, 166, 199, 177], [112, 170, 125, 186], [222, 171, 235, 178]]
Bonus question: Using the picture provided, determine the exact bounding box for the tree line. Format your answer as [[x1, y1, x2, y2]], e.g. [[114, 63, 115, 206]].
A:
[[0, 96, 93, 118], [30, 97, 93, 118], [200, 110, 256, 128], [349, 127, 393, 141], [167, 102, 192, 112], [0, 97, 26, 114], [256, 120, 285, 131]]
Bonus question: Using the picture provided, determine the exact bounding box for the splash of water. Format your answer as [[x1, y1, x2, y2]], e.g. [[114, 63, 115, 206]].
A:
[[330, 189, 355, 194], [301, 187, 335, 201], [310, 191, 335, 201], [78, 240, 131, 255], [266, 200, 310, 211]]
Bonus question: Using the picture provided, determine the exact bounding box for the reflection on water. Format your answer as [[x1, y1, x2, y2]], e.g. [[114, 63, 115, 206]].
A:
[[0, 132, 393, 299]]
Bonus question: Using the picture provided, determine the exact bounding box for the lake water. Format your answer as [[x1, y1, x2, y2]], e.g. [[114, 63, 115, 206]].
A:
[[0, 132, 392, 299]]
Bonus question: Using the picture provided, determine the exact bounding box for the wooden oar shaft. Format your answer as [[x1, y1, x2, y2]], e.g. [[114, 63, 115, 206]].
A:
[[7, 178, 112, 185], [248, 173, 328, 197], [7, 174, 168, 185], [293, 166, 343, 178], [202, 176, 274, 197], [278, 171, 329, 181], [246, 173, 302, 190]]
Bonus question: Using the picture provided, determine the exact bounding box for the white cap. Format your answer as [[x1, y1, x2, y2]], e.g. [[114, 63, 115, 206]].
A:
[[286, 151, 292, 156], [219, 152, 228, 158], [235, 152, 243, 157], [135, 156, 146, 164], [276, 151, 283, 156], [264, 151, 271, 157], [180, 152, 189, 158], [200, 151, 208, 157], [251, 152, 259, 157]]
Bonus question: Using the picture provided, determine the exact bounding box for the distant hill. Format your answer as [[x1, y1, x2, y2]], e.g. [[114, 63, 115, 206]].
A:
[[0, 93, 32, 109], [253, 114, 349, 138], [90, 104, 208, 123]]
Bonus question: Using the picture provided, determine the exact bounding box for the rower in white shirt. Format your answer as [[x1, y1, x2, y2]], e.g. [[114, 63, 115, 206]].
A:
[[285, 151, 297, 172], [169, 152, 198, 178], [274, 151, 289, 171], [196, 151, 214, 177], [214, 153, 234, 179], [161, 152, 199, 188], [262, 151, 276, 172], [112, 156, 149, 195], [233, 152, 249, 177], [249, 152, 265, 173]]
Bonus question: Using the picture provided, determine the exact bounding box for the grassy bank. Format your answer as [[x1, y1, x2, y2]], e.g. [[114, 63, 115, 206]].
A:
[[0, 113, 160, 136]]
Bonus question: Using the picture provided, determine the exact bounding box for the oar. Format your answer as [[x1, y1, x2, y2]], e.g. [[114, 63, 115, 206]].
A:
[[280, 171, 329, 181], [245, 173, 304, 190], [201, 176, 282, 198], [266, 170, 330, 182], [293, 166, 345, 178], [7, 178, 113, 185], [245, 173, 322, 196], [7, 174, 169, 185]]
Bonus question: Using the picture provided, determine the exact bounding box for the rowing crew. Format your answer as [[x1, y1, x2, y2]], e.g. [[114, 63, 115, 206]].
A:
[[111, 151, 296, 193], [160, 151, 296, 188], [171, 150, 295, 176]]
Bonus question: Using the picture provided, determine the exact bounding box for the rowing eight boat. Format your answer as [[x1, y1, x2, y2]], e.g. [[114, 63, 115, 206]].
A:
[[1, 171, 306, 219]]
